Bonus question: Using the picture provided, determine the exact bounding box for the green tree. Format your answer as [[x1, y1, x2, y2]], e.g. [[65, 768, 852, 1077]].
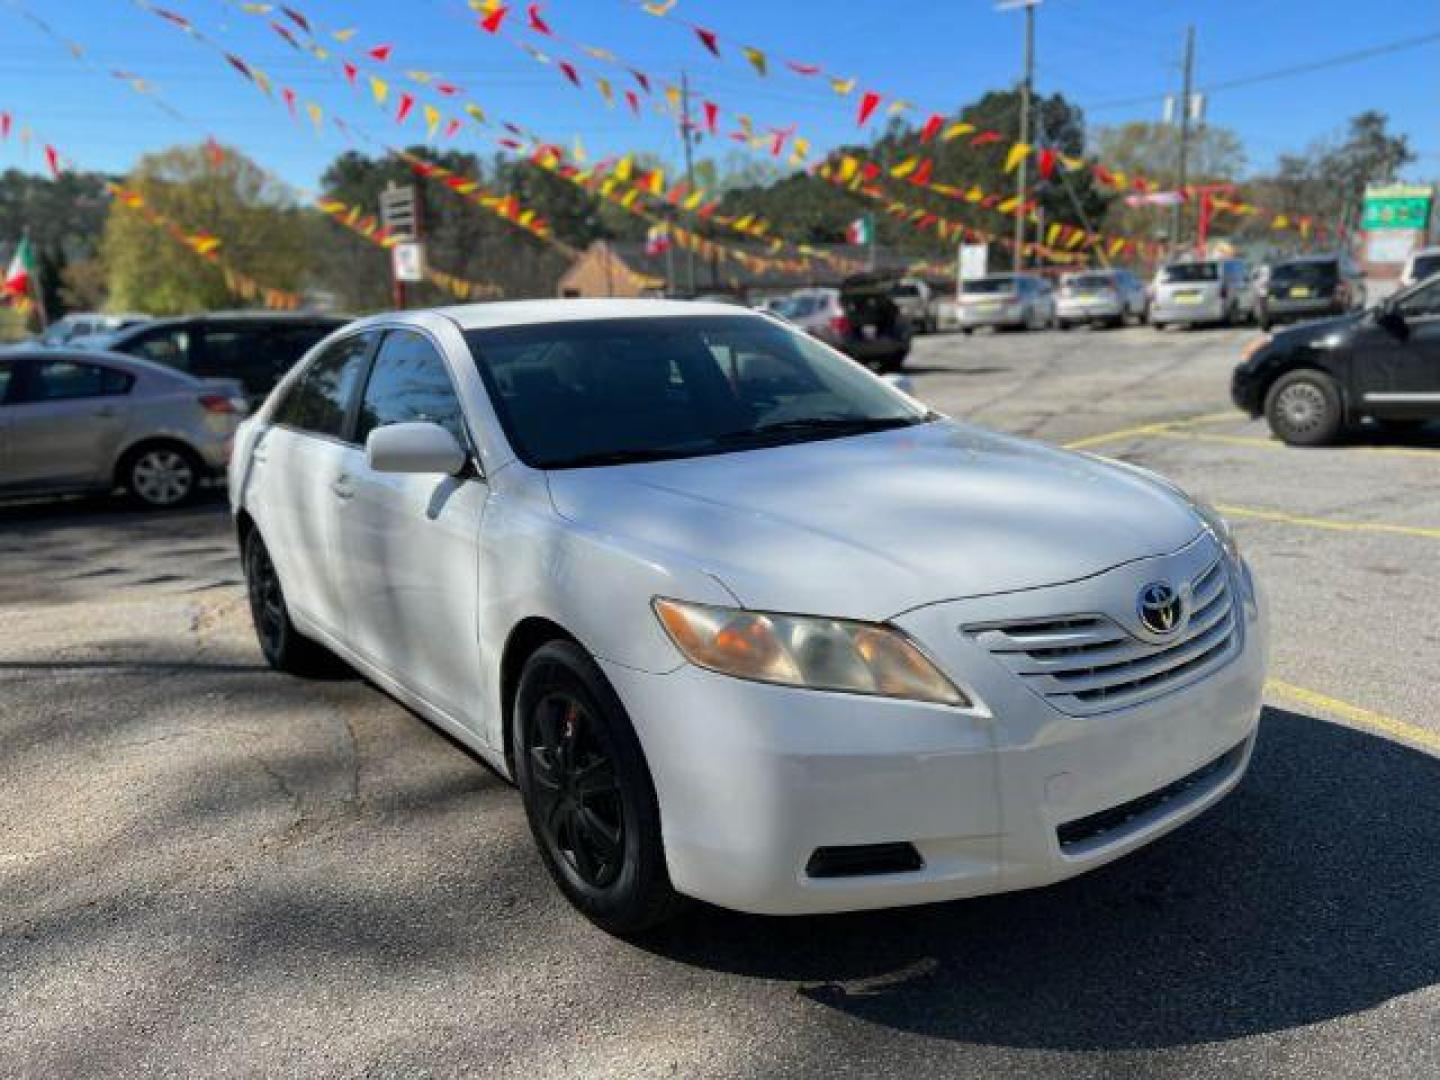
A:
[[1093, 122, 1246, 241], [101, 144, 308, 315]]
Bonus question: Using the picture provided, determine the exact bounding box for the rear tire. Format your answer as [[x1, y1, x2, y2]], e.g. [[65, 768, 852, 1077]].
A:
[[122, 443, 202, 509], [243, 529, 342, 677], [514, 641, 680, 937], [1265, 369, 1343, 446]]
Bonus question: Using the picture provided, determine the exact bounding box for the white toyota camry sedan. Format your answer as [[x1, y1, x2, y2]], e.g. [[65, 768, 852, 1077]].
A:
[[229, 299, 1268, 935]]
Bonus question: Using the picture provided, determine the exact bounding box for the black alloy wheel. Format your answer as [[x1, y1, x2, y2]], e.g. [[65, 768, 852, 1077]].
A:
[[243, 530, 338, 677], [514, 641, 679, 935]]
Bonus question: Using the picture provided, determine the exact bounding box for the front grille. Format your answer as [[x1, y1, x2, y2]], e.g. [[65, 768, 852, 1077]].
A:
[[967, 558, 1240, 716], [1056, 739, 1248, 852]]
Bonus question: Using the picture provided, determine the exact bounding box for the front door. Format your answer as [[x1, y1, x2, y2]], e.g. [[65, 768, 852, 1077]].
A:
[[2, 356, 133, 492], [337, 328, 487, 728], [1356, 279, 1440, 417]]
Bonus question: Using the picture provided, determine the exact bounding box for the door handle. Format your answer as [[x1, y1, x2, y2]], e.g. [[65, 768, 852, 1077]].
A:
[[332, 476, 355, 501]]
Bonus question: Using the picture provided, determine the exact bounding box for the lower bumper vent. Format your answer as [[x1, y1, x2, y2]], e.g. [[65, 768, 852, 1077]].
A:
[[805, 842, 924, 879]]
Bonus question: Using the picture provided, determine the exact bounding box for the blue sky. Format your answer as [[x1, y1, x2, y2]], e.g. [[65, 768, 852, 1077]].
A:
[[0, 0, 1435, 193]]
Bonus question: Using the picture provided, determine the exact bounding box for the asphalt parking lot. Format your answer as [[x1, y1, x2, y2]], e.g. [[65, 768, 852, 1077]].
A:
[[4, 324, 1439, 1078]]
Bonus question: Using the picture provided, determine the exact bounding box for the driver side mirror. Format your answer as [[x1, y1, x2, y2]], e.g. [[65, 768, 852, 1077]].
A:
[[1375, 300, 1409, 339], [366, 421, 468, 476]]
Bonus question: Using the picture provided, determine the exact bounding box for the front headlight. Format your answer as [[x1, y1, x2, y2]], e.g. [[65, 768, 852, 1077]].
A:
[[1193, 500, 1241, 563], [653, 598, 970, 706]]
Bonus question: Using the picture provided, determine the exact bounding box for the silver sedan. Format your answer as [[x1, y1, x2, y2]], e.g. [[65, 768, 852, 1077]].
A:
[[0, 348, 246, 508]]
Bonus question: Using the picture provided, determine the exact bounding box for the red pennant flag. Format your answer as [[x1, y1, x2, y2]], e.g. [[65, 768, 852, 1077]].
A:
[[270, 22, 300, 49], [224, 53, 253, 80], [558, 61, 580, 87], [861, 162, 881, 181], [1092, 164, 1113, 186], [281, 5, 309, 31], [282, 86, 297, 117], [694, 27, 720, 57], [920, 113, 944, 143], [205, 137, 224, 169], [498, 137, 521, 150], [44, 144, 61, 177], [436, 81, 460, 96], [480, 5, 508, 32], [770, 130, 787, 156], [786, 60, 821, 76], [970, 130, 1002, 146], [527, 4, 551, 34], [624, 90, 640, 115], [342, 61, 358, 85], [1, 112, 11, 138], [367, 44, 393, 62], [702, 100, 719, 134], [396, 92, 415, 123], [911, 158, 934, 185], [856, 90, 882, 126], [152, 8, 192, 29], [444, 118, 462, 139], [1038, 148, 1056, 180]]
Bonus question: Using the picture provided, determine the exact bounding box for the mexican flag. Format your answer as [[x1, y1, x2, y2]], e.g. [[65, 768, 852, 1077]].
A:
[[3, 237, 34, 299], [845, 215, 873, 246]]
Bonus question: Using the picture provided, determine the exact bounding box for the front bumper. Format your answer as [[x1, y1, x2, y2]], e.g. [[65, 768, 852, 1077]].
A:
[[607, 538, 1268, 915]]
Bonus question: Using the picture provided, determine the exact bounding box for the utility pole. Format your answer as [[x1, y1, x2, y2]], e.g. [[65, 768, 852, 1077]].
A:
[[999, 0, 1040, 274], [1171, 25, 1196, 255], [679, 70, 699, 296]]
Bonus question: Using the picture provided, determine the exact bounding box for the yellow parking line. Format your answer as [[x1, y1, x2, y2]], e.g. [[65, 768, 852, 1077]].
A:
[[1217, 504, 1440, 541], [1266, 679, 1440, 756], [1152, 429, 1440, 460], [1062, 410, 1237, 451]]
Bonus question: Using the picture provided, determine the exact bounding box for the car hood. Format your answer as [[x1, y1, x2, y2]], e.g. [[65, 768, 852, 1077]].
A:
[[546, 420, 1203, 621], [1271, 311, 1361, 345]]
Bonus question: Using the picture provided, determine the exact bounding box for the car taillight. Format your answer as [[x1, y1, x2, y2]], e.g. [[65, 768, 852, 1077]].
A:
[[829, 314, 852, 336], [199, 393, 246, 415]]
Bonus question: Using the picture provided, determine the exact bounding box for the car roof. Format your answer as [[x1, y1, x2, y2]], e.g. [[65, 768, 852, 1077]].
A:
[[1272, 253, 1341, 265], [0, 346, 198, 380], [357, 298, 765, 333]]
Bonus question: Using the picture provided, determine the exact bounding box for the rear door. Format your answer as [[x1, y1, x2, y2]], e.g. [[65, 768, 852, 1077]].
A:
[[250, 331, 377, 639], [3, 356, 134, 491], [336, 328, 487, 723], [194, 322, 285, 403]]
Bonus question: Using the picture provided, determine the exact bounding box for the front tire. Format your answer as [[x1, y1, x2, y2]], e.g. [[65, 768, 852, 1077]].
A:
[[243, 529, 340, 677], [1265, 369, 1343, 446], [514, 641, 679, 936]]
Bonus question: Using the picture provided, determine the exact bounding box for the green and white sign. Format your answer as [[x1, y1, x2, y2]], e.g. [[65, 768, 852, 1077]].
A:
[[1361, 184, 1433, 231]]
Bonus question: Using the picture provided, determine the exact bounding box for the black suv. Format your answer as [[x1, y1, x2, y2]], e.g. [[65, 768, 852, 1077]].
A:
[[1232, 275, 1440, 444], [1254, 253, 1366, 330], [89, 312, 350, 404]]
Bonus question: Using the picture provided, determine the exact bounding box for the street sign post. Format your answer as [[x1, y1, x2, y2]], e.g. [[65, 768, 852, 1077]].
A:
[[392, 242, 425, 284], [380, 183, 423, 307]]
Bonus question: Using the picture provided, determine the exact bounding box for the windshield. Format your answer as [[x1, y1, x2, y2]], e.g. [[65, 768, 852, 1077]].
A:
[[1410, 254, 1440, 282], [1160, 263, 1219, 283], [464, 315, 928, 469], [962, 277, 1016, 295], [1269, 260, 1338, 288]]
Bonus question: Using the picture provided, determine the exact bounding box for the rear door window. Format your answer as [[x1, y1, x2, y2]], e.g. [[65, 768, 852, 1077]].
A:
[[1160, 264, 1219, 284], [196, 325, 278, 395], [122, 326, 192, 370], [20, 359, 133, 402], [272, 332, 375, 440]]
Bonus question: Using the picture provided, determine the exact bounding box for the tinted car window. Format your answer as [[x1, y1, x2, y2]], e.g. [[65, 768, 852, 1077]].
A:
[[963, 277, 1017, 295], [466, 315, 926, 469], [1160, 263, 1219, 283], [1409, 254, 1440, 283], [1269, 261, 1338, 289], [1398, 279, 1440, 320], [355, 330, 466, 445], [123, 326, 191, 369], [22, 359, 132, 402], [272, 333, 373, 439], [0, 360, 13, 402], [197, 326, 278, 394]]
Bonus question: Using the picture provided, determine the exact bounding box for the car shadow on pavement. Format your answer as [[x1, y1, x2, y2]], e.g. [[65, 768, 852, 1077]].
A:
[[639, 706, 1440, 1050]]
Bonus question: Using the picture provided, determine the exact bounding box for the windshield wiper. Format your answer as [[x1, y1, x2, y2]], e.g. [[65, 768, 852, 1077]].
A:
[[751, 414, 928, 436], [543, 447, 706, 469]]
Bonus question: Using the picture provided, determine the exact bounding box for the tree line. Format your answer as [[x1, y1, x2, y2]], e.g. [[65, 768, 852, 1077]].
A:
[[0, 90, 1422, 333]]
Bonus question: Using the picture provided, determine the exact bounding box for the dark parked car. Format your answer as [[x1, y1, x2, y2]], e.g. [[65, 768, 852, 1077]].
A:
[[1254, 254, 1366, 330], [1232, 274, 1440, 445], [824, 275, 912, 372], [85, 312, 349, 404]]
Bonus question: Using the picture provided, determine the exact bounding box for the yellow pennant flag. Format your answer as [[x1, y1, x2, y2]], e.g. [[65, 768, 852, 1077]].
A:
[[1004, 143, 1031, 173], [595, 77, 614, 106], [370, 76, 389, 105], [837, 156, 859, 182], [423, 104, 441, 139], [614, 155, 633, 182], [1046, 222, 1062, 245], [572, 136, 587, 163], [889, 157, 920, 179], [1066, 230, 1087, 249], [664, 85, 682, 111], [683, 190, 705, 210], [407, 70, 434, 84], [888, 99, 914, 116], [1272, 214, 1290, 229], [998, 196, 1020, 214], [829, 76, 856, 96], [306, 101, 323, 133], [646, 168, 665, 195], [464, 102, 486, 124], [789, 136, 811, 164], [332, 28, 357, 42], [1109, 237, 1126, 257], [965, 186, 984, 203], [742, 47, 768, 77], [250, 67, 273, 96], [643, 0, 678, 13], [942, 121, 974, 141]]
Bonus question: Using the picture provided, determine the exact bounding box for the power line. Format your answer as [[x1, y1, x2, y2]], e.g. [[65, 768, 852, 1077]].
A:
[[1081, 30, 1440, 113]]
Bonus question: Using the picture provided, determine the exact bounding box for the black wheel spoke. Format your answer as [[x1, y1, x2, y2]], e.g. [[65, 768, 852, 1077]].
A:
[[576, 805, 622, 859], [571, 756, 618, 799]]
